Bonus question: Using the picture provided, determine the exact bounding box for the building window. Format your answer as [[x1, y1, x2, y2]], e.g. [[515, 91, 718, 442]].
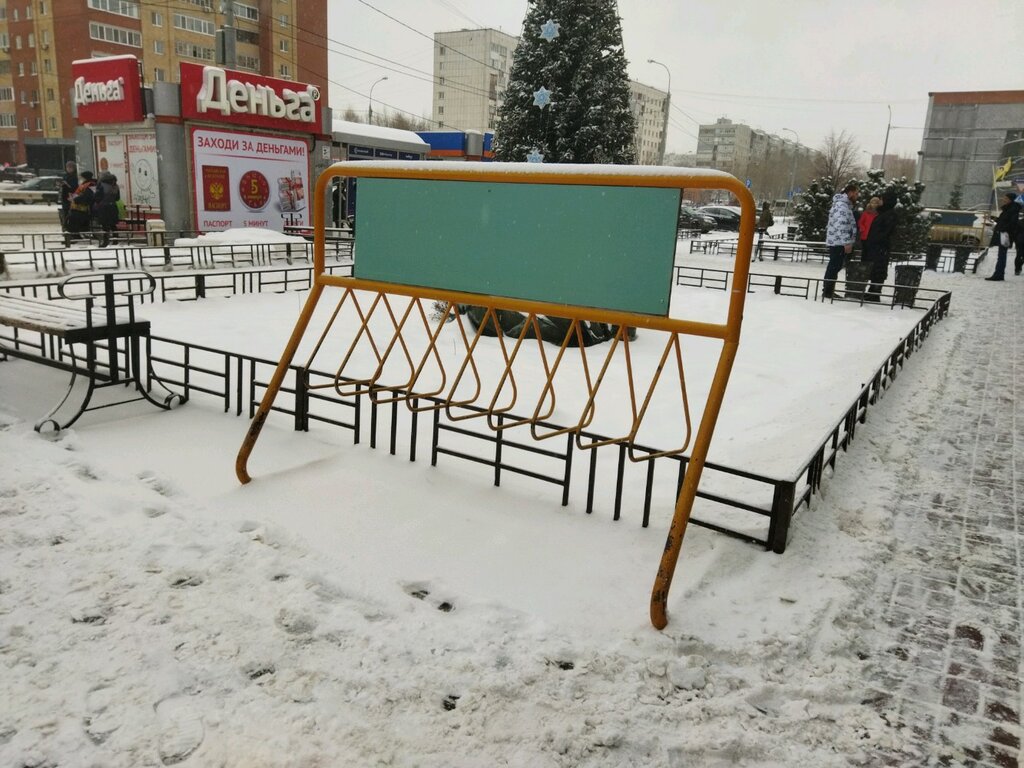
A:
[[19, 90, 26, 103], [174, 40, 215, 60], [12, 8, 18, 20], [438, 62, 444, 71], [0, 114, 16, 128], [153, 39, 164, 54], [174, 13, 215, 36], [28, 33, 35, 48], [185, 0, 212, 9], [30, 89, 38, 102], [0, 88, 13, 101], [439, 46, 445, 56], [39, 1, 47, 14], [17, 63, 24, 77], [234, 2, 258, 21], [23, 118, 29, 130], [29, 61, 36, 75], [438, 91, 444, 100], [437, 106, 444, 115], [49, 116, 57, 130], [153, 68, 165, 82], [44, 59, 52, 73], [41, 30, 49, 45], [0, 61, 9, 75], [35, 117, 42, 131], [25, 3, 33, 18], [278, 63, 290, 78], [279, 14, 288, 28], [15, 36, 22, 50], [0, 7, 6, 19], [89, 22, 142, 47], [236, 28, 258, 44], [278, 38, 288, 52], [237, 54, 259, 71], [46, 88, 54, 100], [438, 77, 444, 85], [151, 11, 162, 26], [0, 33, 7, 49], [87, 0, 141, 19]]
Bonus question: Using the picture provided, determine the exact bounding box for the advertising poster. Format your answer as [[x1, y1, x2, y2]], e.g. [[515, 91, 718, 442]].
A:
[[190, 127, 310, 232], [125, 133, 160, 208], [94, 133, 127, 185]]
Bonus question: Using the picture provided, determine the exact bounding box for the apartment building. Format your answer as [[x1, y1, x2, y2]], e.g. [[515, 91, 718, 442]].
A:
[[629, 79, 667, 165], [0, 0, 326, 167], [432, 28, 518, 133]]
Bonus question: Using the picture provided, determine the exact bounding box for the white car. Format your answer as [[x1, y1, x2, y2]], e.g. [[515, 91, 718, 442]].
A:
[[0, 176, 63, 205]]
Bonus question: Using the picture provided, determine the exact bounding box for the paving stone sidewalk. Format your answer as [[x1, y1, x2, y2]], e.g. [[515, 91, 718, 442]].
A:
[[860, 272, 1022, 767]]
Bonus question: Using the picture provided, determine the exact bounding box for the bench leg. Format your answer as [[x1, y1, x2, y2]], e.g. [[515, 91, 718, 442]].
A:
[[131, 334, 186, 411], [34, 343, 97, 433]]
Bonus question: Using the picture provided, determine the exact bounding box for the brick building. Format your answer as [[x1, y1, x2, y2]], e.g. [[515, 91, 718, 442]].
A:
[[0, 0, 326, 168]]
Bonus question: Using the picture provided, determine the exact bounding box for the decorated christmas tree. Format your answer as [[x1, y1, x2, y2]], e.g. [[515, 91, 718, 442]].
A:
[[493, 0, 637, 164]]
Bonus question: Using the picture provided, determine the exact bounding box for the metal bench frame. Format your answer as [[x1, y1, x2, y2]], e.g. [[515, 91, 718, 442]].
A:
[[0, 271, 184, 431]]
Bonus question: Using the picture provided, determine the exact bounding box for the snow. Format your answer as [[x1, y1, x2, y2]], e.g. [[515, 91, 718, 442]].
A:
[[326, 159, 736, 182], [172, 228, 309, 247], [330, 120, 430, 148], [0, 231, 992, 766]]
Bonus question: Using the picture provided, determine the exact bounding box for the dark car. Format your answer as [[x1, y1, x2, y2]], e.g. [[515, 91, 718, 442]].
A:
[[0, 175, 63, 204], [678, 205, 715, 234], [0, 164, 36, 183], [697, 205, 742, 231]]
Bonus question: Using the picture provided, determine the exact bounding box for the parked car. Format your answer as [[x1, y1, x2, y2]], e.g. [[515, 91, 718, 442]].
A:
[[0, 164, 36, 183], [0, 175, 63, 205], [924, 208, 992, 247], [678, 205, 715, 233], [698, 205, 742, 231]]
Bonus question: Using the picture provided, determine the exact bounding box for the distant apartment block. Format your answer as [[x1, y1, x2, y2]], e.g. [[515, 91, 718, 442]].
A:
[[432, 28, 518, 132], [629, 79, 667, 164]]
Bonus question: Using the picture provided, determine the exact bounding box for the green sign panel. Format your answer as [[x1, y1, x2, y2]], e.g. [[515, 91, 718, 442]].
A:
[[353, 177, 680, 316]]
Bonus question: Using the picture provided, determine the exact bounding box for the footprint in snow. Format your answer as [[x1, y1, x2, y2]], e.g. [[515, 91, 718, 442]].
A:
[[155, 695, 204, 765], [403, 583, 455, 613]]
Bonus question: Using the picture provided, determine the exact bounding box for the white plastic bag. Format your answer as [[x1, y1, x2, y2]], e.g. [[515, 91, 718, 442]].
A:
[[1000, 232, 1010, 248]]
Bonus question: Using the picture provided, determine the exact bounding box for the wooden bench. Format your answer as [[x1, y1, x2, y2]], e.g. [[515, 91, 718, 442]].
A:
[[0, 270, 184, 431]]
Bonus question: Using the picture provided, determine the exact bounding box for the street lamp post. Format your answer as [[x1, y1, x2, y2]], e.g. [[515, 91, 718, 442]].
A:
[[782, 128, 799, 222], [368, 76, 388, 125], [646, 59, 670, 165], [881, 105, 892, 176]]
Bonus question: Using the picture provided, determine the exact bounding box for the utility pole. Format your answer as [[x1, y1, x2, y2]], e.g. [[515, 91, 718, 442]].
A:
[[782, 128, 799, 222], [216, 1, 237, 68], [647, 59, 671, 165], [881, 105, 892, 176], [368, 77, 388, 125]]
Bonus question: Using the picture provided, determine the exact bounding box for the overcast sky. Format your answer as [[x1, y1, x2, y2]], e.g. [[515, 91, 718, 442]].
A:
[[326, 1, 1024, 159]]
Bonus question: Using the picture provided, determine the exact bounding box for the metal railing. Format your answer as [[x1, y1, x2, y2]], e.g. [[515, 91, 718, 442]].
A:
[[1, 261, 953, 554]]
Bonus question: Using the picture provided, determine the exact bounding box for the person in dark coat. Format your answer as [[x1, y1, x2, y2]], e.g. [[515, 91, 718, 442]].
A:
[[862, 191, 898, 301], [66, 170, 98, 246], [754, 201, 774, 261], [985, 191, 1022, 281], [58, 161, 78, 235], [95, 172, 121, 247]]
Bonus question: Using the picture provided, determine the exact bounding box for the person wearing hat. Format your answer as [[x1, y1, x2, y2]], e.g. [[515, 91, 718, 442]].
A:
[[985, 191, 1022, 281], [66, 170, 98, 246], [822, 181, 860, 298], [95, 172, 121, 247]]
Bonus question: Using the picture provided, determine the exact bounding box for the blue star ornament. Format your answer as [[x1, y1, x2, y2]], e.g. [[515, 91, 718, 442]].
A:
[[526, 149, 544, 163], [532, 87, 552, 109], [539, 19, 560, 42]]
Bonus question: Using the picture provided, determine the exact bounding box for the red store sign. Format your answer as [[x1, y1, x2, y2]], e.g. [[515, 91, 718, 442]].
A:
[[180, 63, 322, 134], [71, 55, 145, 124]]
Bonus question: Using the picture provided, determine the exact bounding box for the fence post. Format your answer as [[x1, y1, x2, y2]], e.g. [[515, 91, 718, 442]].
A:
[[767, 481, 796, 553], [774, 275, 782, 295], [294, 367, 308, 431]]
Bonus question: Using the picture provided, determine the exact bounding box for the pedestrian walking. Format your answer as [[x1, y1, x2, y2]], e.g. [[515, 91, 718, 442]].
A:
[[822, 181, 860, 299], [66, 170, 98, 246], [754, 201, 774, 261], [58, 161, 78, 237], [862, 191, 898, 301], [95, 172, 121, 248], [985, 191, 1022, 281]]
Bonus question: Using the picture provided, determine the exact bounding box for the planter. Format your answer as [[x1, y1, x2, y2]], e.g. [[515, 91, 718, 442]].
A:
[[953, 246, 971, 274], [844, 259, 872, 301], [925, 243, 942, 271], [894, 264, 924, 308]]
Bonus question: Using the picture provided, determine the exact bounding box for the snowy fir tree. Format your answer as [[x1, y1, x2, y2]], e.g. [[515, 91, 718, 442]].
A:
[[947, 183, 963, 209], [493, 0, 637, 164], [793, 177, 839, 242]]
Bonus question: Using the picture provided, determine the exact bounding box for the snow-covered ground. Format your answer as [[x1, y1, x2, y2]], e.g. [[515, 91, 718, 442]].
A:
[[0, 229, 1011, 766]]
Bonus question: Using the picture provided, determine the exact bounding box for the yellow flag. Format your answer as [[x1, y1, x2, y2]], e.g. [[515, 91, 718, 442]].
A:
[[994, 157, 1012, 182]]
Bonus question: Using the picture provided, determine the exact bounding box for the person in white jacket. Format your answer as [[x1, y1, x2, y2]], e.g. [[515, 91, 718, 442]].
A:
[[822, 181, 860, 299]]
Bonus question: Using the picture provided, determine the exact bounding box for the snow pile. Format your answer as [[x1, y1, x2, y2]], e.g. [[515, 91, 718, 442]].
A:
[[173, 228, 308, 248]]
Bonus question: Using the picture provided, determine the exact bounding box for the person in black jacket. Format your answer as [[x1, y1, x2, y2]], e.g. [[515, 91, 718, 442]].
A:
[[66, 170, 98, 246], [863, 191, 898, 301], [986, 191, 1022, 281], [58, 161, 78, 236], [95, 172, 121, 247]]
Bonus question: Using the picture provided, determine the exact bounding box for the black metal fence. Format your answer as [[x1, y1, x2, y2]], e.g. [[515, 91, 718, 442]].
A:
[[691, 238, 987, 273], [1, 261, 954, 553]]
